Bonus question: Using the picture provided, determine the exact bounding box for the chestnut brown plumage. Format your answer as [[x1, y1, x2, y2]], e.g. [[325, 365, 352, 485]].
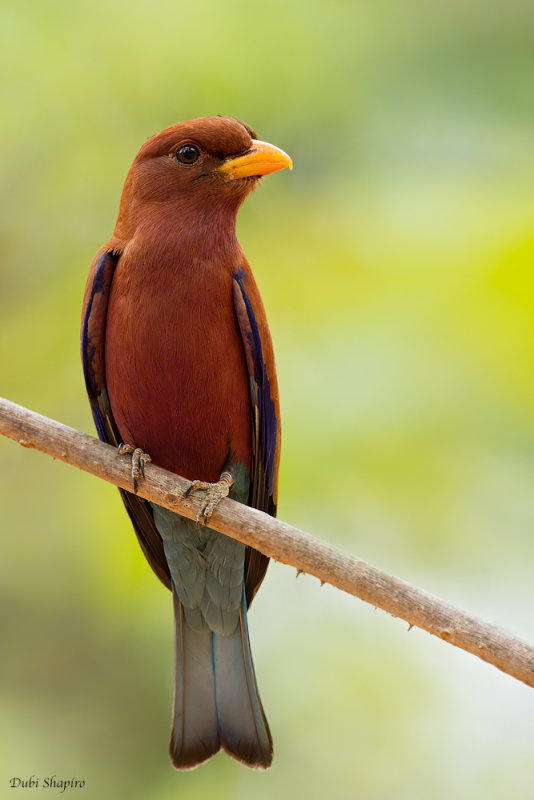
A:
[[81, 117, 291, 769]]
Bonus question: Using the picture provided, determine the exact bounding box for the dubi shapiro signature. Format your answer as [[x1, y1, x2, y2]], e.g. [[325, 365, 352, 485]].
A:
[[9, 776, 85, 792]]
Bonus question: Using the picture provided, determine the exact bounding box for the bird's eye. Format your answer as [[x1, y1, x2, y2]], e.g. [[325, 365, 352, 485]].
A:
[[174, 145, 200, 165]]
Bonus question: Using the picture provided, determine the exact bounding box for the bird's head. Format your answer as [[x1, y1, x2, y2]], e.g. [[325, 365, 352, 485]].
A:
[[118, 116, 292, 216]]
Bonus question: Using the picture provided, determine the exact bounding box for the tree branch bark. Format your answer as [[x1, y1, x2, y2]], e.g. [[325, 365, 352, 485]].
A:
[[1, 396, 533, 688]]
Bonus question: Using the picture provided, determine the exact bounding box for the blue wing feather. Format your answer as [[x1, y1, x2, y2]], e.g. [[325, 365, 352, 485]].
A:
[[233, 267, 280, 603], [82, 251, 171, 590], [82, 252, 120, 443], [232, 267, 279, 515]]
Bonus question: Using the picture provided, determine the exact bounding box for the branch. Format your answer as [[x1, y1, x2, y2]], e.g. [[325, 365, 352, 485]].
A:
[[1, 396, 533, 689]]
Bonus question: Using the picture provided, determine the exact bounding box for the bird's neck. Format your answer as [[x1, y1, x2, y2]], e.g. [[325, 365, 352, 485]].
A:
[[108, 194, 241, 262]]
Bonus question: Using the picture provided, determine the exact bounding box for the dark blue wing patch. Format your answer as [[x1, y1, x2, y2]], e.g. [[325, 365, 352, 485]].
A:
[[232, 268, 279, 517], [82, 251, 171, 590], [82, 251, 121, 444]]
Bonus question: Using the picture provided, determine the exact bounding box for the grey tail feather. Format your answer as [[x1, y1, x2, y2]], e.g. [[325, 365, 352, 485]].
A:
[[214, 601, 273, 768], [170, 589, 273, 770]]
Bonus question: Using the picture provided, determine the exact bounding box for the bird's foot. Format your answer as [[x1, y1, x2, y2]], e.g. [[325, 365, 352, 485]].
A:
[[184, 470, 233, 525], [118, 443, 152, 492]]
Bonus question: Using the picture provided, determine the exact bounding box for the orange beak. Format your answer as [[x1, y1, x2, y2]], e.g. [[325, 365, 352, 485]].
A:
[[218, 139, 293, 180]]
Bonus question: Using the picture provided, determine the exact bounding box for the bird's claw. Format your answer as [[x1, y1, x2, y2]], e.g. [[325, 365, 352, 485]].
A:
[[184, 471, 233, 525], [118, 443, 152, 492]]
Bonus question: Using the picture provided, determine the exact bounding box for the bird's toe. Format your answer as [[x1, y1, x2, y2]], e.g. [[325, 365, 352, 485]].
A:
[[118, 443, 152, 491], [185, 471, 233, 525]]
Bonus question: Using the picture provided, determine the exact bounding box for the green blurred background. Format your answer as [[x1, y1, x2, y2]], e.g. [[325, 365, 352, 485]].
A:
[[1, 0, 534, 797]]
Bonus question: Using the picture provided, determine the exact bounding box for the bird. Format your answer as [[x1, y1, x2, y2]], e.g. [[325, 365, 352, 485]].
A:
[[81, 116, 291, 770]]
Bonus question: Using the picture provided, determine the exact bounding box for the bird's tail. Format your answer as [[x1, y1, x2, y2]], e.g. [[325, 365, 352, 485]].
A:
[[169, 588, 272, 770]]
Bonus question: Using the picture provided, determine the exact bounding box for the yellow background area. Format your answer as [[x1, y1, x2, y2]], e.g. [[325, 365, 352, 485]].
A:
[[1, 1, 533, 798]]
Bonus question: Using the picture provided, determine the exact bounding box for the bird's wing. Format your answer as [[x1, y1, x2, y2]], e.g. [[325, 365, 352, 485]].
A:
[[82, 250, 171, 590], [233, 266, 281, 604]]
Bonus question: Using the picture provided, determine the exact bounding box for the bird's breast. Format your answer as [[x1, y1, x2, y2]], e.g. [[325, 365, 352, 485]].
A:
[[104, 244, 251, 483]]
